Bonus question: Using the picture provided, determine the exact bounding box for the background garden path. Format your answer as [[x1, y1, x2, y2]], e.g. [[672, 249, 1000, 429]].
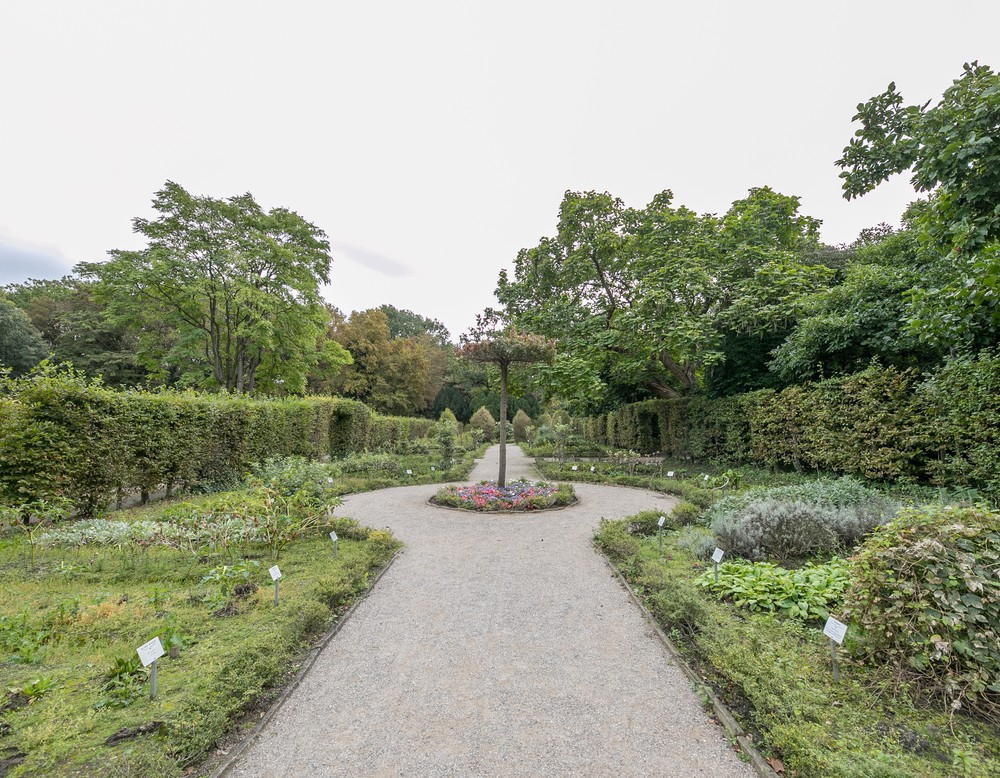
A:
[[227, 445, 755, 777]]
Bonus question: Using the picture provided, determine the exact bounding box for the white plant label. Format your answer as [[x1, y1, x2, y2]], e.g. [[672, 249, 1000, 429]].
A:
[[667, 471, 675, 478], [406, 469, 413, 475], [137, 636, 165, 667], [711, 548, 724, 564], [329, 531, 338, 543], [431, 466, 436, 471], [327, 477, 334, 483], [704, 474, 710, 482], [571, 465, 578, 471], [657, 515, 666, 528], [590, 466, 595, 472], [824, 616, 848, 645], [269, 565, 282, 581]]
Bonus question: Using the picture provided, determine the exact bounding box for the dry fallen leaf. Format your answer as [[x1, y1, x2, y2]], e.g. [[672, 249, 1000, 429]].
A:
[[766, 756, 785, 774]]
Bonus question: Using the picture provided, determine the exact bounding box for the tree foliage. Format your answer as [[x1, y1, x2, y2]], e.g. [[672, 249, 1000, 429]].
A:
[[78, 181, 332, 394], [837, 62, 1000, 347], [4, 277, 147, 387], [496, 187, 830, 409], [0, 294, 47, 376], [326, 308, 447, 416]]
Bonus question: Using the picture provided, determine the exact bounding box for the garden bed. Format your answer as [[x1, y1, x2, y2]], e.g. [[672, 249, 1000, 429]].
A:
[[430, 480, 575, 512]]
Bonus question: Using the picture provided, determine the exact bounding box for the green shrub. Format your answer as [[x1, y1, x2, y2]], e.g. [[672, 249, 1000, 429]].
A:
[[249, 456, 338, 509], [469, 406, 496, 443], [671, 500, 703, 526], [845, 505, 1000, 722], [593, 518, 640, 561], [627, 509, 674, 536], [713, 499, 845, 562], [332, 453, 401, 477], [512, 409, 532, 442], [707, 477, 896, 562], [648, 579, 708, 639], [674, 525, 716, 559]]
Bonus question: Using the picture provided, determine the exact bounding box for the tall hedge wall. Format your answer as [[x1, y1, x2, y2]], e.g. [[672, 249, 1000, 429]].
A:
[[0, 369, 434, 513], [578, 355, 1000, 493]]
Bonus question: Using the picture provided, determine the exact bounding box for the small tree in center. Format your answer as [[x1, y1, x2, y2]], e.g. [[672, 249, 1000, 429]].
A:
[[459, 324, 555, 486]]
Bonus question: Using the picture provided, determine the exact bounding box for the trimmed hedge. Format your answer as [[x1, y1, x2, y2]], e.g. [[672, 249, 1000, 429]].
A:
[[0, 367, 433, 513], [577, 355, 1000, 493]]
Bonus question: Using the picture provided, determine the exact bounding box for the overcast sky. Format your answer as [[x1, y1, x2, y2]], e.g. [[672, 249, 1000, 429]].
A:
[[1, 1, 998, 339]]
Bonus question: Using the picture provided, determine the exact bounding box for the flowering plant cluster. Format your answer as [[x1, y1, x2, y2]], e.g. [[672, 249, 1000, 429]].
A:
[[432, 479, 574, 512]]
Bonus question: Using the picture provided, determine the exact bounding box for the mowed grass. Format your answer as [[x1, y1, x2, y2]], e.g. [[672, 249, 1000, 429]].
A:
[[0, 501, 400, 777]]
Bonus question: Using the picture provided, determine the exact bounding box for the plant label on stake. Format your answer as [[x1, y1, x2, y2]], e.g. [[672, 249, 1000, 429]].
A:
[[571, 465, 578, 471], [711, 547, 724, 582], [667, 471, 674, 478], [823, 616, 848, 683], [590, 466, 595, 472], [657, 515, 666, 554], [406, 469, 413, 476], [329, 530, 338, 559], [269, 565, 282, 605], [137, 637, 165, 700]]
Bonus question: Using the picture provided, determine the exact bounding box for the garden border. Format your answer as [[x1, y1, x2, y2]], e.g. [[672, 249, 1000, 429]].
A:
[[594, 543, 779, 778], [209, 548, 403, 778]]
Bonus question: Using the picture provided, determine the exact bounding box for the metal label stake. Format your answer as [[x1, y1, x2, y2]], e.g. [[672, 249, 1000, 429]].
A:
[[711, 548, 724, 583], [137, 637, 165, 701], [269, 565, 282, 605], [823, 616, 848, 683]]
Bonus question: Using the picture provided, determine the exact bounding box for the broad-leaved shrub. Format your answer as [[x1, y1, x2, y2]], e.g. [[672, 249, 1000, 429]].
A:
[[845, 505, 1000, 722]]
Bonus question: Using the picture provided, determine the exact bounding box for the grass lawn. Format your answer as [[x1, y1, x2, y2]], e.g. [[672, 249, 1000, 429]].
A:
[[0, 493, 400, 777]]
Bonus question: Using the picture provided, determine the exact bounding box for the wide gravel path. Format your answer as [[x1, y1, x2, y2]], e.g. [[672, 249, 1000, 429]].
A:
[[227, 446, 755, 777]]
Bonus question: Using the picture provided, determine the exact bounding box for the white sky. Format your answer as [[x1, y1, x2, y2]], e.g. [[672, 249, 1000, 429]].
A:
[[1, 1, 998, 339]]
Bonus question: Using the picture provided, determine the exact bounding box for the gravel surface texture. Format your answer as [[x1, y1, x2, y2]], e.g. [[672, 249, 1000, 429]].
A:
[[227, 445, 755, 777]]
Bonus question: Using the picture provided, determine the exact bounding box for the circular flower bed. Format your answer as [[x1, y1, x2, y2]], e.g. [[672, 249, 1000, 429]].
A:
[[432, 479, 575, 512]]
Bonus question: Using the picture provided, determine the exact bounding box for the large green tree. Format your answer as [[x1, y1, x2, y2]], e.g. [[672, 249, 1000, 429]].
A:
[[837, 62, 1000, 347], [326, 308, 447, 416], [0, 294, 47, 375], [497, 187, 829, 409], [78, 181, 332, 394]]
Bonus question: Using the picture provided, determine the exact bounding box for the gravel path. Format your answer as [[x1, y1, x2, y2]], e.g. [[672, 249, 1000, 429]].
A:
[[227, 446, 755, 777]]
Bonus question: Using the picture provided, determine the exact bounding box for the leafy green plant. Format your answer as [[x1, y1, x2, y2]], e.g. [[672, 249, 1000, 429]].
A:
[[9, 675, 55, 703], [247, 456, 339, 510], [0, 496, 74, 569], [698, 558, 850, 622], [155, 613, 191, 658], [97, 656, 148, 709], [671, 500, 703, 526], [200, 560, 261, 611], [845, 505, 1000, 722]]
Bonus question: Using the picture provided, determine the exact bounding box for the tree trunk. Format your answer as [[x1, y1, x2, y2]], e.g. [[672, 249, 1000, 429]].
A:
[[498, 361, 508, 487]]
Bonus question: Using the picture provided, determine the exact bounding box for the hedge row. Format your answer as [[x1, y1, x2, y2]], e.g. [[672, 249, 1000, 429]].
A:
[[0, 368, 435, 513], [579, 353, 1000, 493]]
